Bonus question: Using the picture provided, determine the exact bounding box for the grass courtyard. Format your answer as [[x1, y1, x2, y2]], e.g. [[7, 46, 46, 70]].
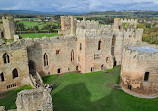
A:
[[0, 85, 32, 110], [43, 66, 158, 111], [1, 66, 158, 110]]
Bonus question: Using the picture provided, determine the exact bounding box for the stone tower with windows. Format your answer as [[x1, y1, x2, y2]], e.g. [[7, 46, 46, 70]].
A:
[[2, 16, 15, 39]]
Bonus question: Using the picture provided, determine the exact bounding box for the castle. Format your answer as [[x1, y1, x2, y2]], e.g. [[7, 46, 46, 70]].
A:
[[0, 15, 158, 99]]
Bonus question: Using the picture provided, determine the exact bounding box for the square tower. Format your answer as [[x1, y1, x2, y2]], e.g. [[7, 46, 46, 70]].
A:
[[2, 16, 15, 39]]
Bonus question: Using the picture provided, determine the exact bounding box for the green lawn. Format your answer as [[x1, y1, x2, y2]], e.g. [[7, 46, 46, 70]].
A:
[[43, 66, 158, 111], [1, 66, 158, 111], [19, 33, 58, 39], [21, 21, 45, 29], [0, 85, 32, 110]]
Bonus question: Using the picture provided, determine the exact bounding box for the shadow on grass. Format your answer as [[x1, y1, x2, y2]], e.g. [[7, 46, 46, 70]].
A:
[[52, 83, 158, 111]]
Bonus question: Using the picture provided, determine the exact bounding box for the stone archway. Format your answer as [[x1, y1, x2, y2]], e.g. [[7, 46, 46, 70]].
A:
[[28, 60, 36, 76]]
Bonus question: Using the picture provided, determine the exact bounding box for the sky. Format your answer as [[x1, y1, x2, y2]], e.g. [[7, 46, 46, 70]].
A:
[[0, 0, 158, 13]]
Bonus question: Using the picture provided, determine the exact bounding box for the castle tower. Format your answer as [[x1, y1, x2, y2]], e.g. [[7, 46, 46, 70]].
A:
[[60, 16, 77, 35], [114, 18, 120, 29], [70, 16, 75, 35], [2, 16, 15, 39], [121, 46, 158, 98], [83, 16, 86, 21]]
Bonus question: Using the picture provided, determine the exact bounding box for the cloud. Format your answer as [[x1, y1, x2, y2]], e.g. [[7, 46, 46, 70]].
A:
[[0, 0, 158, 12]]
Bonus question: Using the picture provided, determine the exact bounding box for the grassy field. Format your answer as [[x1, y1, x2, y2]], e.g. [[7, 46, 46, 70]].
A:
[[20, 21, 45, 29], [43, 66, 158, 111], [0, 85, 32, 110], [19, 33, 58, 39]]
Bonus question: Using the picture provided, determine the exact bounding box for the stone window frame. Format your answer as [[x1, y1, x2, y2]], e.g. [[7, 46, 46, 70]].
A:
[[56, 50, 60, 55], [2, 53, 10, 64], [0, 72, 5, 82], [80, 43, 82, 50], [98, 40, 102, 50], [44, 53, 49, 66], [144, 72, 150, 82], [71, 50, 74, 61]]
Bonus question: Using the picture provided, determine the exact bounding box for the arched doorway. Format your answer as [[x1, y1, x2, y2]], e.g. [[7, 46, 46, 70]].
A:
[[113, 57, 117, 67], [12, 68, 18, 79], [76, 66, 79, 71], [28, 60, 36, 76], [101, 64, 104, 70]]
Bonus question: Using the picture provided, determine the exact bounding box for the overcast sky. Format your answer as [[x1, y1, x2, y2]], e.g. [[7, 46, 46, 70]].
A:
[[0, 0, 158, 13]]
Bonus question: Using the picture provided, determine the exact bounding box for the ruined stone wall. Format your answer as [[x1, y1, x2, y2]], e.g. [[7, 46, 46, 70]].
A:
[[121, 47, 158, 97], [25, 36, 78, 76], [0, 46, 30, 92], [16, 87, 53, 111], [2, 16, 15, 39], [60, 16, 77, 35]]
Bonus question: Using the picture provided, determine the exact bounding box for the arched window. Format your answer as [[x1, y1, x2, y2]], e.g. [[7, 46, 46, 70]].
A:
[[0, 72, 4, 82], [12, 68, 18, 79], [44, 53, 48, 66], [144, 72, 149, 81], [98, 40, 101, 50], [3, 53, 10, 64], [71, 50, 74, 61]]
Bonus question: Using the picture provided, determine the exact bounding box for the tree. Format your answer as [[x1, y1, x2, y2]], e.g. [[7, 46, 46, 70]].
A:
[[16, 22, 25, 31]]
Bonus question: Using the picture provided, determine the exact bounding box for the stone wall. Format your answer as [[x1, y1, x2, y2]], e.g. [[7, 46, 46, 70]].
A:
[[0, 46, 30, 92]]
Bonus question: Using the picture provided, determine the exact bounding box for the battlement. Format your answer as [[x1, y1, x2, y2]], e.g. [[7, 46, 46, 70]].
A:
[[76, 28, 112, 38], [10, 35, 77, 47], [77, 20, 99, 29], [120, 18, 138, 23]]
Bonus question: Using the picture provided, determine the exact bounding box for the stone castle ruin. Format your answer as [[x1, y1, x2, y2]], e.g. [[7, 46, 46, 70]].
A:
[[0, 15, 158, 110], [0, 16, 15, 39]]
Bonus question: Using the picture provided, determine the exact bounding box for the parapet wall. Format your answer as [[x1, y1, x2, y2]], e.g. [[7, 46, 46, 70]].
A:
[[76, 28, 112, 38], [77, 20, 99, 29]]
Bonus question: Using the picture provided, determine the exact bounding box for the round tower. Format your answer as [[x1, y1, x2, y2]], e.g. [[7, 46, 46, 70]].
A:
[[121, 46, 158, 98]]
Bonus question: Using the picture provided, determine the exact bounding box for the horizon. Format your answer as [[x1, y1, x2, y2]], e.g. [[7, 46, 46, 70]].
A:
[[1, 0, 158, 13]]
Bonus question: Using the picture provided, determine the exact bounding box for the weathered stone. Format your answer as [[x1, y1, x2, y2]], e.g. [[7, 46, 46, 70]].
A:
[[16, 87, 53, 111]]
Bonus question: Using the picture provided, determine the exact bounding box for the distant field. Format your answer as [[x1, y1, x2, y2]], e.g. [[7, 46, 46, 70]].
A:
[[19, 33, 58, 38], [20, 21, 45, 29]]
